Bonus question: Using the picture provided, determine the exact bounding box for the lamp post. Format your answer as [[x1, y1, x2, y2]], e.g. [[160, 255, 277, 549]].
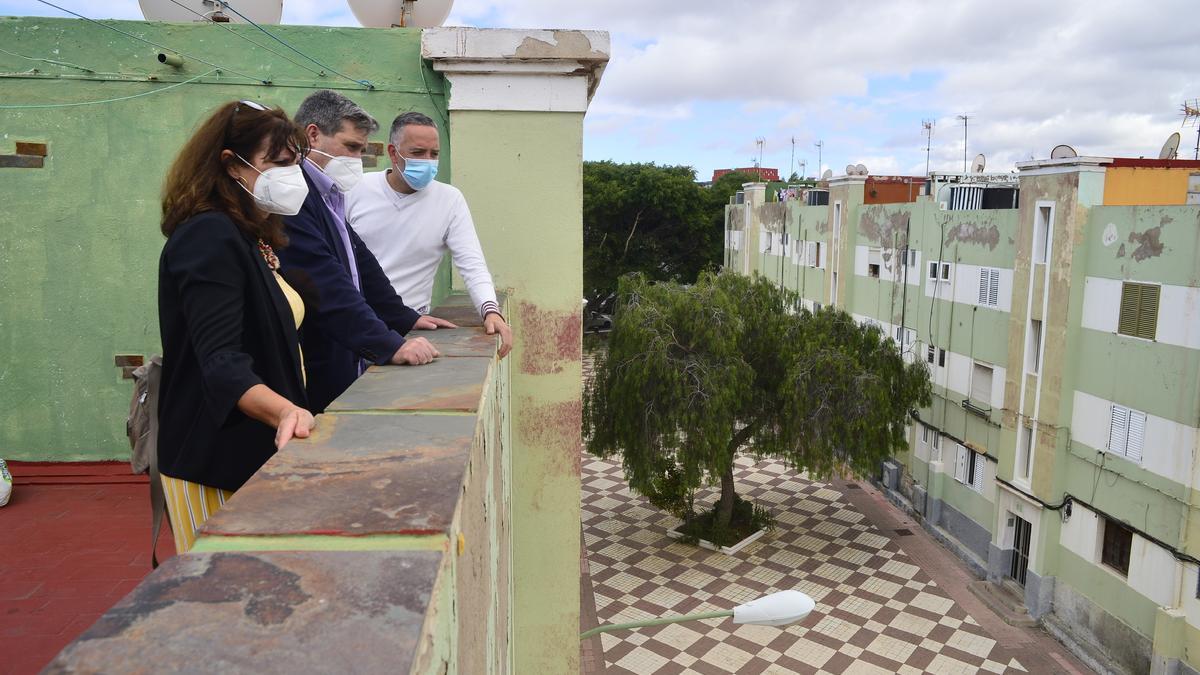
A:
[[580, 590, 816, 639]]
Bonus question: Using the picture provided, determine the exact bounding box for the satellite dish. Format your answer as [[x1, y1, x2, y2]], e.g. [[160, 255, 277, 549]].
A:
[[845, 164, 856, 176], [821, 169, 833, 180], [855, 163, 868, 175], [139, 0, 282, 23], [1050, 144, 1078, 160], [1159, 132, 1181, 160], [347, 0, 454, 27], [971, 154, 985, 173]]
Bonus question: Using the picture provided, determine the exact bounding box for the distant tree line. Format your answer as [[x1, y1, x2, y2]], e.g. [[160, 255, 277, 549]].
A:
[[582, 161, 758, 308]]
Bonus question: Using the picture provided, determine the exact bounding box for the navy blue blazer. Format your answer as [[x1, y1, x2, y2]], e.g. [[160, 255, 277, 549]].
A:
[[278, 169, 421, 412]]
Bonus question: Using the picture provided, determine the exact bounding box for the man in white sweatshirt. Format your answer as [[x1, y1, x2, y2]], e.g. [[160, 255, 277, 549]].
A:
[[346, 112, 513, 358]]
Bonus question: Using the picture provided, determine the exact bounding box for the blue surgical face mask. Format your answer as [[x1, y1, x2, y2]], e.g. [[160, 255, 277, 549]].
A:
[[400, 156, 438, 191]]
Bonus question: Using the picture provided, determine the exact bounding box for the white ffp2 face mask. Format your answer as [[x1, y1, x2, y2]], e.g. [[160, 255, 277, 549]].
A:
[[236, 154, 309, 216], [310, 149, 365, 192]]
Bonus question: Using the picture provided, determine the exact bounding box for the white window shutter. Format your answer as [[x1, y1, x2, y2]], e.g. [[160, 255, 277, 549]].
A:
[[954, 444, 969, 483], [978, 268, 988, 304], [1127, 411, 1146, 463], [989, 269, 1000, 306], [1110, 405, 1130, 457], [972, 453, 985, 492]]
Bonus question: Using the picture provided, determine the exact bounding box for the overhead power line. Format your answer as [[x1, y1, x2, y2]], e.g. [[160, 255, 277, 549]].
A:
[[0, 68, 218, 109], [34, 0, 268, 84]]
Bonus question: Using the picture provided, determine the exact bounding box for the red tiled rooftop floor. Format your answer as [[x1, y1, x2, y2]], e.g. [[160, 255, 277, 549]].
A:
[[0, 462, 173, 675]]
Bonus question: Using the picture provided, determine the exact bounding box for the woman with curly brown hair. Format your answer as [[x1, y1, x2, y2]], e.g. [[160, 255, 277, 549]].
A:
[[157, 100, 315, 552]]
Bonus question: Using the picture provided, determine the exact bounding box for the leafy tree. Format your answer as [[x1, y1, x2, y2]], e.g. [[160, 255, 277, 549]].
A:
[[582, 163, 758, 309], [584, 270, 931, 536]]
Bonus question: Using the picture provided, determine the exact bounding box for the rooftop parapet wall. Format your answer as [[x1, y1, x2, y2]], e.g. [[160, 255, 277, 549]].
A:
[[47, 295, 512, 674]]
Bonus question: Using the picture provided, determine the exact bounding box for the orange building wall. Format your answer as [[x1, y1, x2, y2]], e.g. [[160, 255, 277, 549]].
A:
[[1103, 167, 1195, 205], [864, 179, 923, 204]]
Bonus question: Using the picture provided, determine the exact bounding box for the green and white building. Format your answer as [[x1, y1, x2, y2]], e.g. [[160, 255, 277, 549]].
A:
[[725, 156, 1200, 674]]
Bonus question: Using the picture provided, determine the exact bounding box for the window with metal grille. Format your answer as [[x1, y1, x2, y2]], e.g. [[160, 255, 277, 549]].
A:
[[925, 344, 946, 367], [1101, 517, 1133, 576], [978, 268, 1000, 307], [1118, 282, 1159, 340], [1108, 404, 1146, 463], [867, 247, 882, 278]]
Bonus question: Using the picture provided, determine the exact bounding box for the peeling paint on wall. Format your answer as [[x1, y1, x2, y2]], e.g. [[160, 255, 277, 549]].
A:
[[517, 302, 582, 375], [944, 220, 1001, 250], [1128, 226, 1165, 261]]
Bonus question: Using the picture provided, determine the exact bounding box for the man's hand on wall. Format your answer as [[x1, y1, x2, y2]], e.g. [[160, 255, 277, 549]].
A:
[[392, 337, 440, 365], [484, 312, 513, 359], [413, 315, 458, 330]]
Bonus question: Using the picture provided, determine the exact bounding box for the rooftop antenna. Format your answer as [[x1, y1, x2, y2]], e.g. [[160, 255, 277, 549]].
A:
[[921, 119, 935, 177], [755, 137, 765, 168], [798, 159, 807, 181], [1050, 144, 1078, 160], [956, 114, 971, 174], [1159, 132, 1181, 160], [971, 154, 985, 173], [790, 136, 796, 178], [814, 140, 824, 181], [1183, 99, 1200, 160]]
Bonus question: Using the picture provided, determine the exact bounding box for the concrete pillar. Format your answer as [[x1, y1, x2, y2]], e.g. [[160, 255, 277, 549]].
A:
[[423, 28, 610, 674], [743, 182, 766, 276]]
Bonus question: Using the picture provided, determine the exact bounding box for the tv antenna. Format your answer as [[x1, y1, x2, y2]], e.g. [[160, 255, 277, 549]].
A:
[[814, 140, 823, 181], [1183, 99, 1200, 160], [1158, 132, 1181, 160], [921, 119, 935, 177], [798, 159, 807, 181], [790, 136, 796, 178], [956, 114, 971, 174], [755, 137, 765, 168]]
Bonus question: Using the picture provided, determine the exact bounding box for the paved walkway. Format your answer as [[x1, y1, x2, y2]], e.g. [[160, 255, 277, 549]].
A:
[[580, 453, 1091, 674], [0, 462, 172, 675]]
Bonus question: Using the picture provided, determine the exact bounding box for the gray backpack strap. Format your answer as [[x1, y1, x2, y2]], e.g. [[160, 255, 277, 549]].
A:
[[145, 355, 169, 568]]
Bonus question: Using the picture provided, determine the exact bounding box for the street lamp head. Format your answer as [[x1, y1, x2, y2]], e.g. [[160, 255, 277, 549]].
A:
[[732, 590, 816, 627]]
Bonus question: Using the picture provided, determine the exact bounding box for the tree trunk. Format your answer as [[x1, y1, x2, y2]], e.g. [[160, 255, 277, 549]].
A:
[[715, 462, 737, 529]]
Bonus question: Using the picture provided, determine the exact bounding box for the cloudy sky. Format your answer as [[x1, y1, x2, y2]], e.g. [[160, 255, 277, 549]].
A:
[[5, 0, 1198, 180]]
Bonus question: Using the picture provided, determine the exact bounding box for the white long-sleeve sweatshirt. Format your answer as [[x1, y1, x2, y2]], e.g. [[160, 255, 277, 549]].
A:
[[346, 170, 499, 318]]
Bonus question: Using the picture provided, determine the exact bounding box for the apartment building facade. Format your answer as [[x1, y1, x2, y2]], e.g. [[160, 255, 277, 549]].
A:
[[725, 157, 1200, 674]]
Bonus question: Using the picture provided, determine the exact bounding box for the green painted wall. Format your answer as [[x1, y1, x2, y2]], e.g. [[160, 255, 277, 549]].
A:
[[449, 110, 583, 674], [0, 17, 448, 460]]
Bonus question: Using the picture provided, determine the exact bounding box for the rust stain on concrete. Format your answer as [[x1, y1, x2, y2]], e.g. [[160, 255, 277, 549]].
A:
[[1117, 243, 1127, 258], [518, 302, 581, 375], [1127, 226, 1164, 261], [516, 397, 582, 509]]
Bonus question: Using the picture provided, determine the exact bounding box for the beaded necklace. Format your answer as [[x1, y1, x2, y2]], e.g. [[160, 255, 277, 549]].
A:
[[257, 239, 280, 271]]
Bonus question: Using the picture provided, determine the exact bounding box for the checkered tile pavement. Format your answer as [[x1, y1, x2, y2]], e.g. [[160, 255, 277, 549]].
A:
[[582, 454, 1028, 674]]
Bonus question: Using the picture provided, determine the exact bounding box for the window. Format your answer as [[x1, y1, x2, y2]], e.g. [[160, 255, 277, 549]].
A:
[[1108, 404, 1147, 463], [1016, 424, 1033, 480], [894, 326, 915, 349], [1027, 320, 1042, 374], [931, 432, 942, 461], [812, 302, 822, 313], [901, 249, 918, 268], [978, 267, 1000, 307], [1101, 517, 1133, 576], [928, 260, 950, 282], [954, 444, 985, 493], [971, 363, 993, 405], [926, 345, 946, 367], [1033, 206, 1051, 263], [1118, 282, 1160, 340], [921, 424, 931, 446], [867, 248, 882, 278]]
